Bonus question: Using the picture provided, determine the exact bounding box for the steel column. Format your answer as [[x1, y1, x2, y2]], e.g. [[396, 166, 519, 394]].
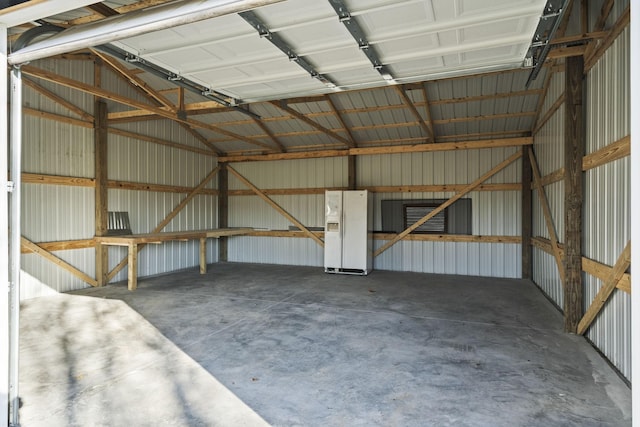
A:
[[0, 23, 10, 427], [8, 65, 22, 427]]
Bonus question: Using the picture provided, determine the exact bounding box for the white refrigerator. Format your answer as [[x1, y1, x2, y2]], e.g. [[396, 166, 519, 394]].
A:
[[324, 190, 373, 275]]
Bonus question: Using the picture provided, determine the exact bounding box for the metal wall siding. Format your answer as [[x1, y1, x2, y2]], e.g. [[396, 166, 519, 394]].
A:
[[582, 28, 631, 380], [532, 248, 563, 307], [21, 58, 218, 297], [229, 236, 323, 266]]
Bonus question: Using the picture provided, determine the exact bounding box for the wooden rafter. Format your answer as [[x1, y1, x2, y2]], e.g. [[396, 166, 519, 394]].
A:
[[86, 2, 119, 17], [107, 166, 221, 281], [108, 127, 216, 156], [21, 65, 256, 149], [23, 78, 93, 121], [23, 107, 93, 129], [226, 165, 324, 247], [529, 147, 565, 284], [420, 84, 435, 140], [547, 45, 587, 60], [251, 117, 286, 152], [433, 111, 535, 125], [325, 95, 357, 148], [92, 49, 175, 110], [583, 0, 615, 60], [373, 149, 523, 257], [577, 241, 631, 335], [533, 93, 565, 135], [269, 100, 351, 147], [585, 6, 630, 72], [67, 0, 174, 25], [394, 85, 432, 140]]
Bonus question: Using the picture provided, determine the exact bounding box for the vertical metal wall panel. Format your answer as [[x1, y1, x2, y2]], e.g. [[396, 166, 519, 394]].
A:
[[531, 69, 565, 306], [583, 28, 631, 380], [359, 148, 521, 278], [227, 157, 344, 267], [21, 57, 218, 295]]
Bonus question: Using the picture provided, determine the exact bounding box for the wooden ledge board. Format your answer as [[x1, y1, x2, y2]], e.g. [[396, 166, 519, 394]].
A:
[[95, 228, 253, 245]]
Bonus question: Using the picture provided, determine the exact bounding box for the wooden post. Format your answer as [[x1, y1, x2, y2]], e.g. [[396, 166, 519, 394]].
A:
[[564, 55, 584, 333], [348, 155, 356, 190], [218, 162, 228, 262], [199, 237, 207, 274], [521, 151, 533, 279], [94, 100, 108, 286], [128, 242, 137, 291]]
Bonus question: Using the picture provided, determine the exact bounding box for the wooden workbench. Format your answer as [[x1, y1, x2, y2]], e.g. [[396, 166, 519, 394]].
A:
[[95, 228, 252, 291]]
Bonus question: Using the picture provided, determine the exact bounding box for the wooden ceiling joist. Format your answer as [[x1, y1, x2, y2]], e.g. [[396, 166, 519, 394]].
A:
[[394, 85, 432, 141], [268, 100, 352, 147], [325, 95, 357, 148]]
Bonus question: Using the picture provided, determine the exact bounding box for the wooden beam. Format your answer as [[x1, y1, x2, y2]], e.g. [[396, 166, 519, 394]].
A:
[[522, 150, 533, 280], [251, 117, 286, 152], [23, 78, 93, 121], [374, 233, 521, 244], [268, 100, 351, 147], [107, 166, 220, 281], [428, 89, 543, 106], [433, 111, 535, 125], [374, 149, 523, 257], [533, 93, 565, 135], [529, 147, 565, 284], [564, 55, 584, 333], [325, 95, 357, 148], [394, 85, 432, 140], [531, 167, 565, 189], [218, 163, 229, 262], [23, 107, 93, 128], [546, 45, 587, 60], [531, 236, 631, 294], [20, 239, 95, 254], [21, 237, 98, 287], [226, 165, 324, 247], [20, 65, 246, 150], [585, 6, 630, 72], [109, 180, 218, 195], [68, 0, 173, 25], [420, 84, 436, 140], [219, 137, 532, 162], [108, 127, 216, 157], [95, 100, 109, 286], [583, 0, 615, 60], [348, 155, 356, 190], [86, 2, 120, 17], [531, 64, 555, 132], [583, 257, 631, 294], [582, 135, 630, 171], [577, 241, 631, 335]]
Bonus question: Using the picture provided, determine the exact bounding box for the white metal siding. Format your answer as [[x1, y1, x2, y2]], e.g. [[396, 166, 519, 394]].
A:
[[583, 28, 631, 379], [531, 70, 565, 303], [228, 148, 521, 277], [20, 59, 217, 297]]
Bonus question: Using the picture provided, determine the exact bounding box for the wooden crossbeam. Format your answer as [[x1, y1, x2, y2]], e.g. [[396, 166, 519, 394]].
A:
[[533, 93, 565, 135], [374, 149, 523, 257], [21, 237, 98, 287], [23, 78, 93, 121], [23, 107, 93, 129], [394, 85, 432, 140], [107, 165, 220, 281], [269, 100, 351, 147], [21, 65, 254, 149], [250, 117, 286, 152], [530, 236, 631, 294], [325, 95, 357, 148], [420, 84, 435, 140], [226, 165, 324, 247], [529, 147, 565, 284], [577, 241, 631, 335], [585, 6, 630, 72]]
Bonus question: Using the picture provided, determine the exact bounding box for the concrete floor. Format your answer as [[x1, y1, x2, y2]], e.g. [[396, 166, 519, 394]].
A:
[[19, 263, 630, 426]]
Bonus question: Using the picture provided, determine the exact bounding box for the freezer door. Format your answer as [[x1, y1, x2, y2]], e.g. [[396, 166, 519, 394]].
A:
[[324, 191, 343, 269]]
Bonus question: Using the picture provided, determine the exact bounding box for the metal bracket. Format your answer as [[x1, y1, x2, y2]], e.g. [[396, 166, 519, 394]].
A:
[[6, 181, 15, 192]]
